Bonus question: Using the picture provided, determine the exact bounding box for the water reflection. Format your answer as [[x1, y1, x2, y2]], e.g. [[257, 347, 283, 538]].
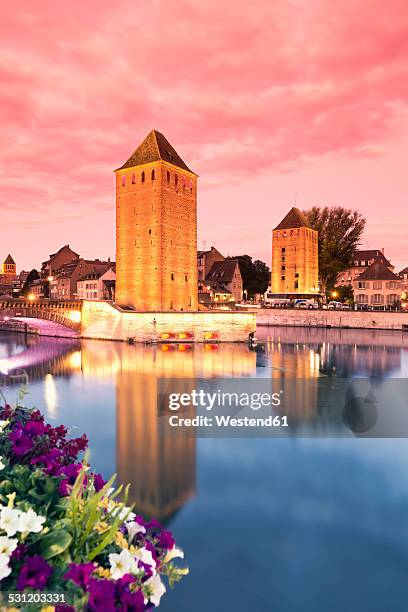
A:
[[1, 328, 407, 519]]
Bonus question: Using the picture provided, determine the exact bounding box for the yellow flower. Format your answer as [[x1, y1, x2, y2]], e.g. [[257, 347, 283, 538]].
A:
[[95, 566, 111, 579], [115, 530, 129, 549], [41, 607, 55, 612], [94, 520, 109, 533]]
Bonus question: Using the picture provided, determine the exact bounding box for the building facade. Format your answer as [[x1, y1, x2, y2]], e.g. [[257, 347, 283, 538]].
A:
[[197, 247, 225, 284], [41, 245, 79, 279], [353, 262, 402, 308], [204, 259, 243, 303], [271, 207, 319, 295], [50, 259, 113, 300], [77, 267, 116, 301], [337, 249, 393, 286], [115, 130, 198, 312]]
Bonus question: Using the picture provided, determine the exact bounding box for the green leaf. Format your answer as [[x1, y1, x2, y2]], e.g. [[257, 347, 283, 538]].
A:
[[38, 530, 72, 559]]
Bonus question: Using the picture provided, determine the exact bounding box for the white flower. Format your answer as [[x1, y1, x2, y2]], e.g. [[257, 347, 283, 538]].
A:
[[18, 508, 46, 534], [134, 546, 156, 569], [0, 553, 11, 581], [0, 420, 9, 432], [126, 519, 146, 541], [0, 457, 5, 471], [0, 507, 20, 537], [164, 545, 184, 563], [109, 548, 137, 580], [119, 506, 135, 523], [144, 574, 166, 607], [0, 536, 17, 556]]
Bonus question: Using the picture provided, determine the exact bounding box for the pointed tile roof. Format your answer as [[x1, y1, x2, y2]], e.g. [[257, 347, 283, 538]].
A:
[[274, 207, 312, 231], [115, 130, 195, 174], [357, 262, 400, 281], [4, 254, 15, 265]]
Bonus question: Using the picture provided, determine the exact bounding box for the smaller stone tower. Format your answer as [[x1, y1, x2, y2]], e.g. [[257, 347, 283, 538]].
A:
[[271, 207, 318, 294], [1, 254, 16, 281]]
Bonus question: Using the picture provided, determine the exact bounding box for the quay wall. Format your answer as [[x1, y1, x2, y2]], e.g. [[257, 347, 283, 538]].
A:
[[81, 301, 256, 342], [256, 308, 408, 331]]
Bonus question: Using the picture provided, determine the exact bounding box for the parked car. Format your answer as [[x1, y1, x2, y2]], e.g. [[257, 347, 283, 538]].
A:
[[294, 299, 318, 309], [328, 301, 344, 309]]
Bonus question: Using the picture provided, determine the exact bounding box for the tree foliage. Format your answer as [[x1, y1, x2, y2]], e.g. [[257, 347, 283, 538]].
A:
[[228, 255, 270, 297], [21, 269, 40, 296], [303, 206, 366, 292]]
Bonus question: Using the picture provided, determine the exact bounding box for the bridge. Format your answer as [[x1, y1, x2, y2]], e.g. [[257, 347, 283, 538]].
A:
[[0, 299, 82, 335]]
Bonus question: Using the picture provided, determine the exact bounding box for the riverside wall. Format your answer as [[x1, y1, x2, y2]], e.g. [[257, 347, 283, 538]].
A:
[[81, 301, 256, 342], [256, 308, 408, 331]]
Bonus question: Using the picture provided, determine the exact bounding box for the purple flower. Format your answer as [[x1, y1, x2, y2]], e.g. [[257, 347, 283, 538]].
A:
[[58, 463, 83, 496], [17, 555, 52, 591], [119, 587, 146, 611], [9, 427, 34, 456], [64, 562, 95, 589], [23, 419, 46, 437], [87, 578, 116, 612], [55, 606, 75, 612], [93, 472, 105, 492], [11, 543, 28, 561], [158, 529, 175, 551]]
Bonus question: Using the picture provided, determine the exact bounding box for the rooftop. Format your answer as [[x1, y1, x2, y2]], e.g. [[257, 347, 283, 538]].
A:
[[3, 254, 15, 265], [274, 207, 312, 231], [115, 130, 195, 174], [206, 259, 240, 283], [354, 249, 392, 268], [357, 262, 400, 281]]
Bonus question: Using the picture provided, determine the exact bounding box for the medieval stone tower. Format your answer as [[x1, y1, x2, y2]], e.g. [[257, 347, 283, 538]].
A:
[[115, 130, 198, 311], [271, 207, 319, 295], [1, 254, 16, 281]]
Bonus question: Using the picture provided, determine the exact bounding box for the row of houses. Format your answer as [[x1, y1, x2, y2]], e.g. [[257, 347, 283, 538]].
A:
[[337, 249, 408, 307]]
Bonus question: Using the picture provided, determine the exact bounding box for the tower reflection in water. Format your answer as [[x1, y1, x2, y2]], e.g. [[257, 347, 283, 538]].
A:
[[80, 341, 256, 522]]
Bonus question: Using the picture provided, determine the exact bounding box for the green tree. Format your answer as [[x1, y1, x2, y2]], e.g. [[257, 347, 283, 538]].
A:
[[228, 255, 270, 298], [303, 206, 366, 294]]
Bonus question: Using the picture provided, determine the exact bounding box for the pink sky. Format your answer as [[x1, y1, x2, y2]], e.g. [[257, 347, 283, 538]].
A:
[[1, 0, 408, 272]]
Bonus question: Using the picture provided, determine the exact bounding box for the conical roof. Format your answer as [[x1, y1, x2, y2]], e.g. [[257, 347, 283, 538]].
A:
[[274, 207, 312, 231], [115, 130, 195, 174], [4, 254, 15, 265]]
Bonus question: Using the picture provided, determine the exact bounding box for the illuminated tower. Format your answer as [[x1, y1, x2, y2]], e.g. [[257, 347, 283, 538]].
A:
[[115, 130, 198, 311], [271, 207, 318, 294], [1, 254, 16, 282]]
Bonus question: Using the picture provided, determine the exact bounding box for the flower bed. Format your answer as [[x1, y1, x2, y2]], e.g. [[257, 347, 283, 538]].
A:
[[0, 399, 188, 611]]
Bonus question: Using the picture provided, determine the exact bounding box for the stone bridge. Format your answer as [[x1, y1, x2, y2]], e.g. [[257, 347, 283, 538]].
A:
[[0, 299, 82, 334]]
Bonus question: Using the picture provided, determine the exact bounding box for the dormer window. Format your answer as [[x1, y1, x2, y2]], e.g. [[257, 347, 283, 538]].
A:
[[141, 171, 145, 183]]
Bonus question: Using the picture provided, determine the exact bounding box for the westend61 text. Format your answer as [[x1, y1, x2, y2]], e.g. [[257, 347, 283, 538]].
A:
[[168, 390, 283, 411], [168, 415, 289, 428]]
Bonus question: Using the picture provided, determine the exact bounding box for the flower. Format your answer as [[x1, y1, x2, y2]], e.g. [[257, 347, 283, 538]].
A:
[[0, 457, 5, 470], [18, 508, 46, 534], [0, 553, 11, 581], [0, 420, 9, 431], [0, 507, 20, 537], [0, 536, 17, 556], [144, 574, 166, 607], [134, 546, 156, 570], [63, 562, 95, 589], [126, 519, 146, 542], [164, 545, 184, 563], [109, 548, 137, 580], [87, 578, 116, 612], [17, 555, 52, 591], [158, 529, 175, 551], [8, 427, 33, 456], [92, 472, 105, 492]]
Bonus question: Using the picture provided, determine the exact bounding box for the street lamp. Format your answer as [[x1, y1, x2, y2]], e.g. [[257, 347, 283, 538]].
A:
[[331, 291, 338, 299], [244, 289, 248, 302], [27, 293, 36, 302]]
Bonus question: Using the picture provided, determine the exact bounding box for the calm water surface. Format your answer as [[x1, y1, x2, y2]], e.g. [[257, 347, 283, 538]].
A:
[[1, 327, 408, 612]]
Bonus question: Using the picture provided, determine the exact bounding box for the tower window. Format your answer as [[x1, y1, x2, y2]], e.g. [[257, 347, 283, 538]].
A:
[[132, 173, 136, 184], [185, 274, 188, 282], [151, 169, 155, 180], [175, 174, 178, 187], [141, 171, 145, 183], [171, 273, 174, 280], [121, 175, 126, 186], [189, 179, 193, 191], [281, 276, 285, 281], [149, 229, 151, 234], [167, 170, 170, 182]]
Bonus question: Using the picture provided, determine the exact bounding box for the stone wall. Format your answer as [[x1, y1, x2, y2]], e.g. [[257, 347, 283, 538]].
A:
[[81, 301, 256, 342], [256, 308, 408, 331]]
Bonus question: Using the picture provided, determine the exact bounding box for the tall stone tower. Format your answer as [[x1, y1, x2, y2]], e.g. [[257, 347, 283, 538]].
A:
[[1, 254, 16, 281], [271, 207, 319, 294], [115, 130, 198, 311]]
